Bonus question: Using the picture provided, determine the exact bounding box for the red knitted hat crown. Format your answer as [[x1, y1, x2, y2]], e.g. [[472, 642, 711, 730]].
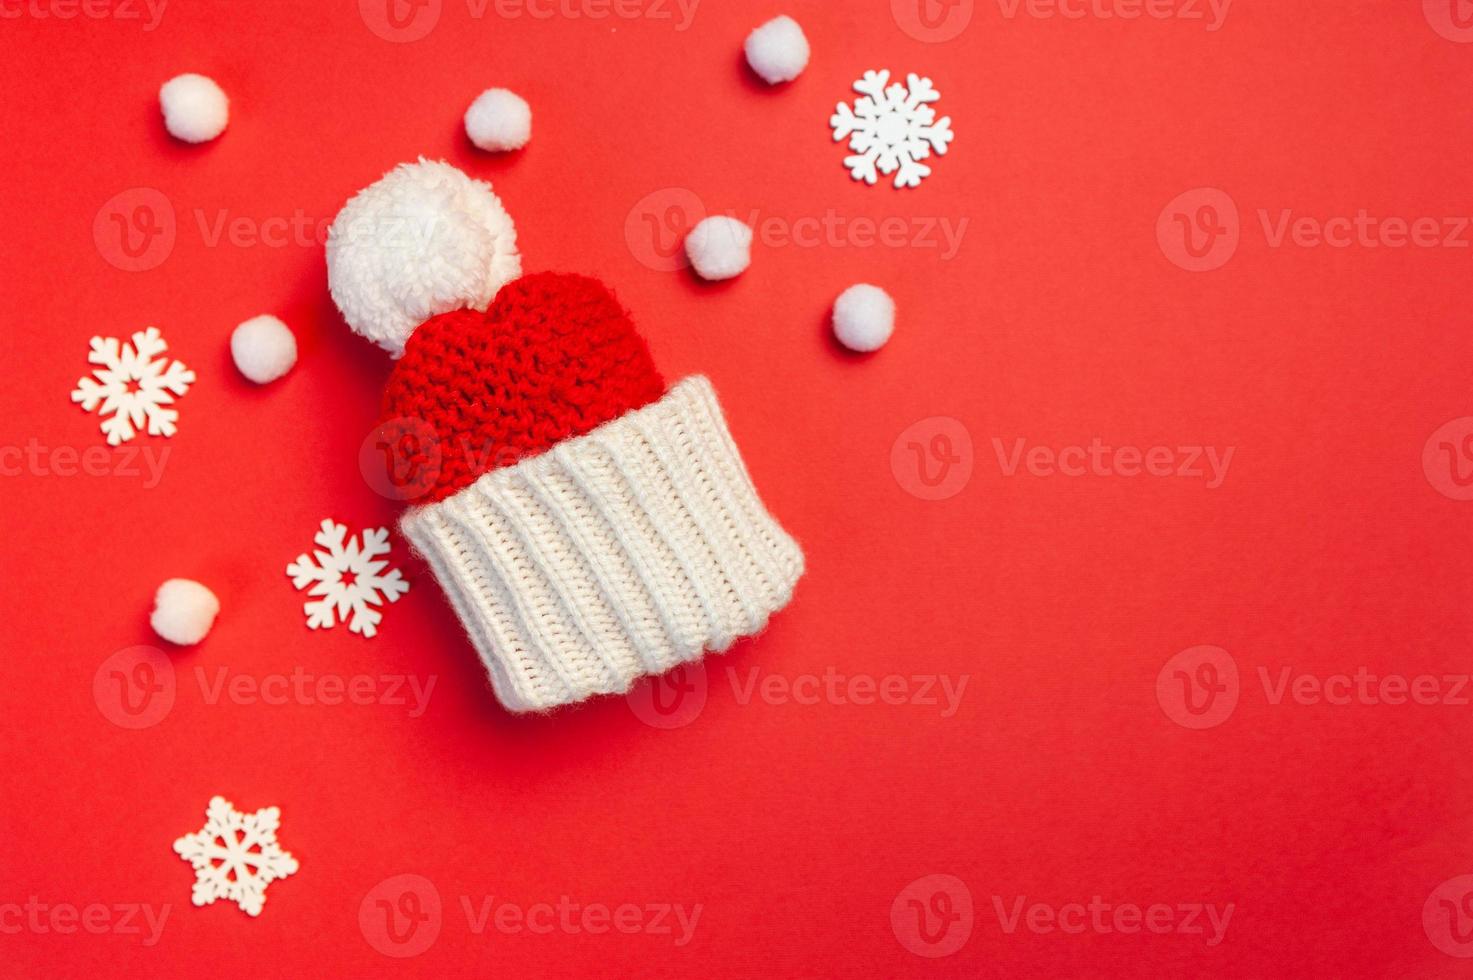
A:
[[378, 272, 665, 503]]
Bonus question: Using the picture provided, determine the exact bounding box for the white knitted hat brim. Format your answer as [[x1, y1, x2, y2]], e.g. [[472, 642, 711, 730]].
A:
[[401, 376, 804, 713]]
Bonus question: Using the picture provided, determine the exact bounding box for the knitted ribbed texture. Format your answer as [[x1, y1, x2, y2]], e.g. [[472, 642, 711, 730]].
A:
[[381, 272, 666, 503], [401, 376, 805, 713]]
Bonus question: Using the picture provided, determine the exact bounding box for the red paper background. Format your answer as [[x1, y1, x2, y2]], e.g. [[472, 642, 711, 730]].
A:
[[4, 1, 1473, 976]]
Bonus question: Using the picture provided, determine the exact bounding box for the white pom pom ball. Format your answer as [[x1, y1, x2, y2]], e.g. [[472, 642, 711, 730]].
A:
[[231, 315, 297, 384], [745, 16, 810, 85], [151, 579, 220, 646], [465, 88, 532, 152], [832, 284, 896, 352], [326, 159, 521, 357], [159, 73, 229, 143], [685, 216, 753, 281]]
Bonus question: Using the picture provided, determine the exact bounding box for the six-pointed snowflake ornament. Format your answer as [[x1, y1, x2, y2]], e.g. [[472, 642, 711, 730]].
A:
[[286, 519, 409, 637], [173, 796, 299, 917], [830, 70, 955, 189], [70, 326, 195, 446]]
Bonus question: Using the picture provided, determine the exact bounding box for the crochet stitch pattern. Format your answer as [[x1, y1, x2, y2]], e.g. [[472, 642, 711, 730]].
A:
[[380, 272, 665, 503]]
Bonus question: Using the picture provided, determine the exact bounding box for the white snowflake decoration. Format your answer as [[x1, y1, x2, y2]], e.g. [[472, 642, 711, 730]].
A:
[[830, 70, 955, 189], [286, 519, 409, 638], [173, 796, 299, 917], [70, 326, 195, 446]]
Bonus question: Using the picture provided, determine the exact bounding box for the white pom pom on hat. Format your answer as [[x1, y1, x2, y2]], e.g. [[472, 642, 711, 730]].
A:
[[159, 73, 229, 143], [151, 579, 220, 645], [745, 16, 810, 84], [685, 216, 753, 281], [832, 284, 895, 352], [326, 159, 521, 357], [465, 88, 532, 151]]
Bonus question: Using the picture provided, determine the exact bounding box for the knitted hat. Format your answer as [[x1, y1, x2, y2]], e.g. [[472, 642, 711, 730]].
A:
[[327, 160, 804, 712]]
